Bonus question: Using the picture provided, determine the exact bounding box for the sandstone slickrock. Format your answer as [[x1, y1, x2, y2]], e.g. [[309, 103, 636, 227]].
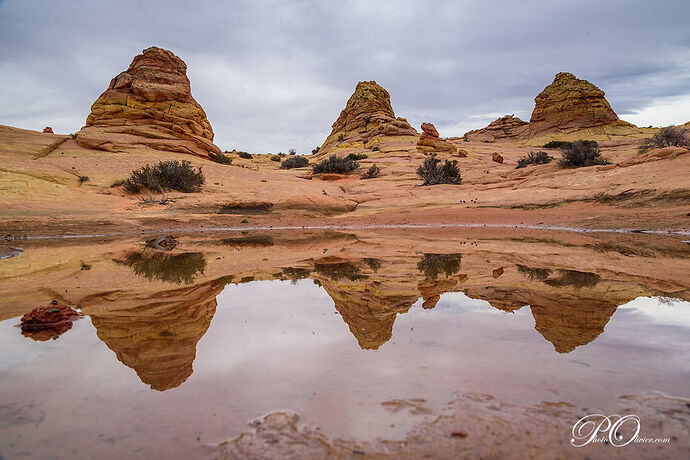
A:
[[464, 115, 528, 142], [320, 81, 417, 153], [416, 122, 458, 154], [76, 47, 221, 158]]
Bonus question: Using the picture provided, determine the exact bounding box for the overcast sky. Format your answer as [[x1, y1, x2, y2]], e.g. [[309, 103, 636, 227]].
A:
[[1, 0, 689, 153]]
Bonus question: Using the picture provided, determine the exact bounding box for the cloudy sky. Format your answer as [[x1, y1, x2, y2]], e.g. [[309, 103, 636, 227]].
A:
[[1, 0, 688, 153]]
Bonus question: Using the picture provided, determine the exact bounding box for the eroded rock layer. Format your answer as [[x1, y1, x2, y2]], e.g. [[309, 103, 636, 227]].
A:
[[416, 122, 458, 154], [76, 47, 221, 158], [464, 115, 528, 142], [320, 81, 417, 152]]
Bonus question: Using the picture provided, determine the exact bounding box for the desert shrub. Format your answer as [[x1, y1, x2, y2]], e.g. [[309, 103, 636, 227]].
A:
[[372, 146, 380, 151], [237, 151, 252, 159], [337, 133, 346, 142], [288, 148, 297, 155], [417, 253, 462, 279], [363, 258, 381, 272], [543, 140, 573, 149], [312, 154, 360, 174], [347, 152, 368, 160], [123, 160, 205, 193], [361, 164, 380, 179], [311, 146, 321, 154], [214, 151, 232, 164], [270, 155, 281, 162], [516, 151, 554, 169], [638, 126, 690, 153], [559, 140, 609, 168], [281, 155, 309, 169], [416, 153, 461, 185]]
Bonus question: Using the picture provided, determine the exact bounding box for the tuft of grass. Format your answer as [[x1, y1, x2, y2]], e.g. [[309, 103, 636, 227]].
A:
[[213, 151, 233, 165], [558, 140, 609, 168], [123, 160, 204, 193], [361, 164, 380, 179], [638, 126, 690, 153], [312, 154, 360, 174], [281, 155, 309, 169], [516, 151, 554, 169], [416, 153, 461, 185]]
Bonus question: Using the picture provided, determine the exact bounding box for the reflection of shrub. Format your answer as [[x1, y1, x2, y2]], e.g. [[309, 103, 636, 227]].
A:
[[638, 126, 690, 153], [116, 251, 206, 284], [516, 151, 553, 169], [361, 164, 380, 179], [416, 154, 461, 185], [559, 140, 609, 168], [363, 258, 381, 272], [542, 269, 600, 289], [313, 261, 367, 281], [281, 156, 309, 169], [417, 253, 462, 279], [123, 160, 204, 193], [312, 154, 360, 174], [543, 141, 573, 149], [517, 264, 552, 281], [281, 266, 312, 284]]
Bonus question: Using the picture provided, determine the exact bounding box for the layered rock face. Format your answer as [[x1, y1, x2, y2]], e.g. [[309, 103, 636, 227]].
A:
[[416, 122, 458, 154], [464, 115, 528, 142], [76, 47, 221, 158], [525, 72, 620, 137], [320, 81, 417, 152], [464, 73, 637, 143]]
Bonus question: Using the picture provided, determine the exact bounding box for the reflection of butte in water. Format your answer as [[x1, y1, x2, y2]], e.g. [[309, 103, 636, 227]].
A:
[[85, 250, 675, 390]]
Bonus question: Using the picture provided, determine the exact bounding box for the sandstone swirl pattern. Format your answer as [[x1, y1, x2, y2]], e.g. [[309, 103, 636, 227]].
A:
[[76, 47, 221, 158]]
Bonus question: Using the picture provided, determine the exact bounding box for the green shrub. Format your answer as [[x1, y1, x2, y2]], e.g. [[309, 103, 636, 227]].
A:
[[559, 140, 609, 168], [311, 146, 321, 154], [214, 152, 232, 164], [123, 160, 204, 193], [347, 152, 368, 160], [516, 151, 554, 169], [312, 154, 360, 174], [288, 148, 297, 155], [372, 146, 380, 152], [337, 133, 345, 142], [638, 126, 690, 153], [543, 140, 574, 149], [416, 154, 461, 185], [237, 151, 252, 159], [361, 164, 380, 179], [281, 155, 309, 169], [270, 156, 281, 162]]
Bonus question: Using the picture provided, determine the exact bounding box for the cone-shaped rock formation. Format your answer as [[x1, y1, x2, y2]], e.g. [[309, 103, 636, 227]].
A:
[[76, 47, 221, 158], [320, 81, 417, 152]]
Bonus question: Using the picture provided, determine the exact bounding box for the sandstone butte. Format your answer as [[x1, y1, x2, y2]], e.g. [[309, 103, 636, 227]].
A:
[[0, 45, 689, 238], [465, 72, 647, 145], [75, 47, 221, 158], [416, 122, 458, 154], [319, 80, 418, 153]]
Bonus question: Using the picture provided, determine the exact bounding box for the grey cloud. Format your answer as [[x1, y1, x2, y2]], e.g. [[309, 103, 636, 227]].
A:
[[1, 0, 688, 153]]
